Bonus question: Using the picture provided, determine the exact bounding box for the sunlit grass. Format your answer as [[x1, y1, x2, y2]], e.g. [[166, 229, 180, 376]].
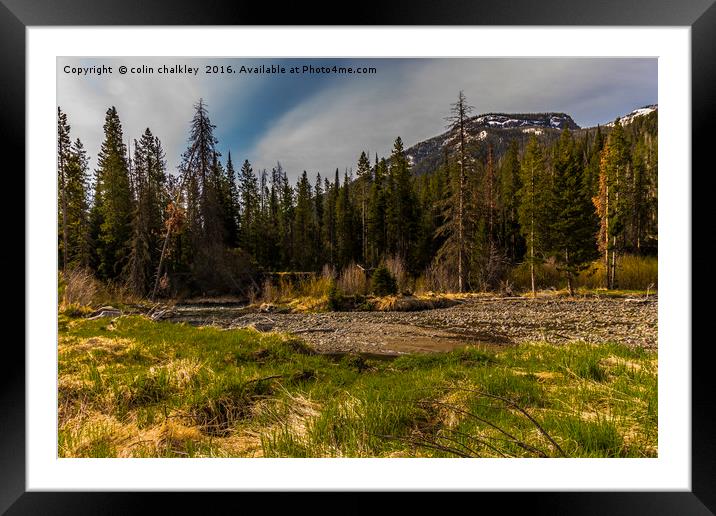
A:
[[58, 315, 657, 458]]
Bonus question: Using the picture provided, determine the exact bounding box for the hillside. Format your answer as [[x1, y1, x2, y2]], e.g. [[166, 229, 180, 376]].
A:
[[404, 106, 657, 176]]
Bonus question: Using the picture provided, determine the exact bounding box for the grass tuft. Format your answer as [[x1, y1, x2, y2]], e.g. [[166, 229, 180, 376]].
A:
[[58, 315, 657, 458]]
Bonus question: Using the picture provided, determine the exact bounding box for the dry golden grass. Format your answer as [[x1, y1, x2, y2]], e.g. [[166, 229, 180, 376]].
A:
[[59, 315, 657, 458]]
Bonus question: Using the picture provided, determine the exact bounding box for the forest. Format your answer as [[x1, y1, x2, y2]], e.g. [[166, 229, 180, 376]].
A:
[[56, 92, 659, 459], [57, 92, 658, 300]]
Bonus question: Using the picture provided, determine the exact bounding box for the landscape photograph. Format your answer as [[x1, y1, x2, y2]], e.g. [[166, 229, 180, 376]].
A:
[[56, 57, 658, 458]]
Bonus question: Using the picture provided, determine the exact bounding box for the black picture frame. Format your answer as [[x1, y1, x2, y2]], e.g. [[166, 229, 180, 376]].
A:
[[3, 1, 711, 512]]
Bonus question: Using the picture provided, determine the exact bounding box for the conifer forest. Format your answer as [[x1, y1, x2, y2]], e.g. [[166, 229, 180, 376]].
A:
[[57, 87, 659, 459], [57, 92, 657, 299]]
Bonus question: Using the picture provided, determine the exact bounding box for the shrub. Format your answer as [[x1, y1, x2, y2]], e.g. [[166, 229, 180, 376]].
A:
[[616, 255, 658, 290], [509, 255, 657, 292], [371, 266, 397, 296], [327, 279, 344, 311], [385, 255, 409, 293], [60, 267, 103, 308], [338, 263, 368, 296], [420, 260, 458, 293]]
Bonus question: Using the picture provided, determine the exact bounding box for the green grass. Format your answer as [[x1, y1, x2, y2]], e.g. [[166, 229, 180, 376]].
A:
[[58, 314, 657, 458]]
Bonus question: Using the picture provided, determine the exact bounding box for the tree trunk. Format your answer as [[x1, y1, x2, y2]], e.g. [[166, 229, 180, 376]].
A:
[[565, 248, 573, 296], [458, 112, 466, 293], [60, 160, 68, 271], [604, 182, 610, 289], [530, 262, 535, 298], [610, 242, 617, 290], [362, 184, 367, 265], [530, 220, 536, 297]]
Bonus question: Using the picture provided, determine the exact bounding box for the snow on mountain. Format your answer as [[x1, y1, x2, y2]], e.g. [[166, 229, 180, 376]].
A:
[[402, 112, 578, 176], [470, 113, 578, 130], [401, 106, 655, 177], [606, 105, 657, 126]]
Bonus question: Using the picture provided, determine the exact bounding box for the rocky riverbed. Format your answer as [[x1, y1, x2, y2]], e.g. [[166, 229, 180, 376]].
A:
[[165, 296, 658, 355]]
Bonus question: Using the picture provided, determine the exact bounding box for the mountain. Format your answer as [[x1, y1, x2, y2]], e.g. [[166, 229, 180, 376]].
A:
[[403, 106, 656, 176], [605, 105, 658, 127]]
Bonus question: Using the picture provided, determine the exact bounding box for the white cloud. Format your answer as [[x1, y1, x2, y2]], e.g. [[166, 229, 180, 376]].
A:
[[248, 58, 656, 180], [57, 57, 258, 174], [58, 58, 656, 183]]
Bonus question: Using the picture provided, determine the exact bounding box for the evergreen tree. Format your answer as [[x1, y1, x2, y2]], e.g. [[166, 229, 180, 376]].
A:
[[594, 120, 630, 289], [179, 99, 227, 288], [207, 153, 230, 250], [263, 164, 282, 269], [517, 136, 550, 296], [549, 129, 598, 295], [64, 137, 91, 268], [367, 158, 388, 266], [584, 125, 605, 198], [130, 129, 167, 294], [223, 152, 240, 248], [293, 171, 315, 270], [443, 91, 474, 291], [57, 107, 72, 270], [356, 151, 372, 263], [314, 172, 324, 265], [238, 159, 260, 256], [500, 140, 523, 262], [484, 143, 497, 245], [336, 171, 357, 266], [386, 137, 417, 265], [324, 169, 339, 266], [59, 100, 660, 297], [92, 106, 134, 280], [278, 166, 294, 268]]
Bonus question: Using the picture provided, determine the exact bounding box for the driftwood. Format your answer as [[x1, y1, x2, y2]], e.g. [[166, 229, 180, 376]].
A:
[[291, 328, 336, 334], [87, 306, 121, 319]]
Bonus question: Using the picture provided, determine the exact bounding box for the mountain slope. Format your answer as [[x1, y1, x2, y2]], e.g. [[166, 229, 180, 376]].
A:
[[404, 106, 656, 176]]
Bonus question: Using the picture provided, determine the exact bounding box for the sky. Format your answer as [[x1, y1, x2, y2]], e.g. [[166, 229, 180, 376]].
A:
[[57, 57, 657, 182]]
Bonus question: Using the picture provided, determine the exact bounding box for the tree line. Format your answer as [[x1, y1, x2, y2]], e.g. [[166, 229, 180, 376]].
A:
[[57, 92, 657, 298]]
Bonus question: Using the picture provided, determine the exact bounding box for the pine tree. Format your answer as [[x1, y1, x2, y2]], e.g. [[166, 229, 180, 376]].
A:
[[293, 171, 315, 270], [475, 143, 504, 291], [209, 152, 229, 247], [386, 137, 417, 264], [336, 171, 357, 267], [64, 137, 91, 268], [57, 107, 72, 270], [324, 169, 339, 266], [92, 106, 134, 280], [278, 166, 294, 268], [251, 168, 271, 267], [443, 91, 474, 291], [179, 99, 227, 288], [594, 120, 630, 289], [500, 140, 523, 262], [415, 173, 439, 272], [314, 172, 324, 265], [584, 125, 604, 198], [127, 129, 165, 294], [367, 158, 388, 266], [517, 136, 549, 296], [484, 143, 497, 245], [549, 129, 598, 295], [264, 164, 282, 269], [224, 152, 240, 248], [238, 159, 259, 256], [356, 151, 372, 264]]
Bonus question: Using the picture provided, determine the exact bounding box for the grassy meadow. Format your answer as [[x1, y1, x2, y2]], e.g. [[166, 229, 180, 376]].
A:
[[58, 313, 657, 458]]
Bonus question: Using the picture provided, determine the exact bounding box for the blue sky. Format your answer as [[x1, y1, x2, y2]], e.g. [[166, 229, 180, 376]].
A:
[[57, 57, 657, 182]]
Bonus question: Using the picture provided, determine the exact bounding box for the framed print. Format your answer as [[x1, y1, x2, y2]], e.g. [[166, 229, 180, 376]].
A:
[[3, 0, 712, 512]]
